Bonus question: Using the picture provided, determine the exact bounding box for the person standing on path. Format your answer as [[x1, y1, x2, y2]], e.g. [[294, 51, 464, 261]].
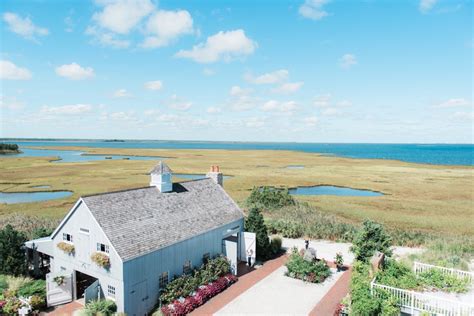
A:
[[305, 239, 309, 250], [247, 249, 253, 267]]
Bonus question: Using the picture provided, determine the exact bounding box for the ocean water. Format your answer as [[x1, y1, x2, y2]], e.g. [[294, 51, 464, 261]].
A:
[[1, 140, 473, 166]]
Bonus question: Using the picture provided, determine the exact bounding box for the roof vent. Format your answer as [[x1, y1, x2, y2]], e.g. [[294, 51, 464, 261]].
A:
[[150, 161, 172, 192]]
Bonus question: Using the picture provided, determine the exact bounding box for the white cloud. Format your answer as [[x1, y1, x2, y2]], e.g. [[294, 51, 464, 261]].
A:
[[40, 104, 92, 115], [144, 80, 163, 91], [321, 107, 342, 116], [228, 86, 258, 111], [113, 89, 132, 98], [64, 16, 74, 32], [230, 85, 252, 97], [340, 54, 357, 69], [450, 111, 474, 121], [245, 69, 288, 84], [167, 94, 192, 111], [144, 109, 160, 116], [109, 111, 136, 121], [203, 68, 215, 76], [303, 116, 318, 126], [272, 82, 304, 94], [175, 29, 257, 63], [85, 26, 130, 48], [419, 0, 437, 13], [436, 98, 470, 108], [245, 117, 265, 128], [207, 107, 222, 114], [337, 100, 352, 107], [0, 60, 32, 80], [0, 96, 25, 110], [313, 94, 332, 107], [299, 0, 330, 20], [92, 0, 154, 34], [55, 63, 95, 80], [3, 12, 49, 40], [142, 10, 193, 48], [261, 100, 297, 113]]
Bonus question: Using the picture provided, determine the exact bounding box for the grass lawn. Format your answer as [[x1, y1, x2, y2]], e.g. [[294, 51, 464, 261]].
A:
[[0, 146, 473, 236]]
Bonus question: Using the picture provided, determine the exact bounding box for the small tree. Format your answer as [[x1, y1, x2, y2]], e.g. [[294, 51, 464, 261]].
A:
[[245, 207, 270, 260], [0, 224, 27, 275], [351, 220, 392, 262]]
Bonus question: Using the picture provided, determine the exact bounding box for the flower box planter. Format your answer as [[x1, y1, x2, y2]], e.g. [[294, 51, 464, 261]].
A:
[[91, 252, 110, 269], [161, 274, 237, 316], [56, 242, 75, 255]]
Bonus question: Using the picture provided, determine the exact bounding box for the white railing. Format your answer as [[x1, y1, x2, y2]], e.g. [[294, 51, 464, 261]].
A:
[[414, 262, 474, 283], [370, 278, 474, 316]]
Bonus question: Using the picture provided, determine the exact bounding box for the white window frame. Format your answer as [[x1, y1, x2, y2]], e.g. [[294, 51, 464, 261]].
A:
[[97, 243, 110, 254], [63, 233, 73, 243], [183, 260, 192, 275], [159, 271, 169, 288], [107, 285, 116, 298]]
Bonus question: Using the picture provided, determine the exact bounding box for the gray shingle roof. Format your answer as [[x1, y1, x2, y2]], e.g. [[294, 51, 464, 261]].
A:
[[149, 161, 172, 174], [82, 178, 243, 261]]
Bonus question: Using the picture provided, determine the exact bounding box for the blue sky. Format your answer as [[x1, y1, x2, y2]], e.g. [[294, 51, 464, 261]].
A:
[[1, 0, 472, 143]]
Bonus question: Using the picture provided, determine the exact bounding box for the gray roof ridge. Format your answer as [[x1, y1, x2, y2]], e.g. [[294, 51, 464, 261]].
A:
[[82, 186, 153, 198]]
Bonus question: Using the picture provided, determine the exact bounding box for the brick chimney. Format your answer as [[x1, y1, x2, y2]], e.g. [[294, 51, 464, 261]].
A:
[[206, 165, 223, 186]]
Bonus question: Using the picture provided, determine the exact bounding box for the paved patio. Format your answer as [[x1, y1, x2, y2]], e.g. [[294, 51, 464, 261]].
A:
[[216, 265, 345, 315]]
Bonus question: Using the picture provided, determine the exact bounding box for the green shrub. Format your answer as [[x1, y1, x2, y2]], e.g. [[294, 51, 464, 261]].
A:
[[0, 225, 27, 276], [0, 275, 8, 292], [83, 299, 117, 315], [285, 248, 331, 283], [351, 220, 392, 262], [349, 262, 382, 315], [417, 269, 470, 293], [270, 236, 282, 255], [245, 207, 271, 260], [380, 297, 400, 316], [266, 219, 304, 238], [17, 279, 46, 298], [246, 186, 295, 210], [376, 259, 419, 290], [29, 294, 46, 311]]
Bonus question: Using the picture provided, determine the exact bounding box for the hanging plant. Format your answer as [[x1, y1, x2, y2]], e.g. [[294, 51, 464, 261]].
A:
[[57, 242, 75, 255], [91, 252, 110, 269], [53, 275, 65, 286]]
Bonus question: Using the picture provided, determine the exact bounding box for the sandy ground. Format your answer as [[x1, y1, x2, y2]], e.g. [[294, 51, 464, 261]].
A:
[[281, 238, 424, 265], [216, 266, 344, 316]]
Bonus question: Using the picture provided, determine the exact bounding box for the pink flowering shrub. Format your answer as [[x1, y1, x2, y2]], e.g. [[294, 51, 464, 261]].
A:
[[161, 274, 237, 316]]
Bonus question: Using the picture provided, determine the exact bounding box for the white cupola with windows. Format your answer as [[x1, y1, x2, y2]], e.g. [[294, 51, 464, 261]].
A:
[[150, 161, 172, 193]]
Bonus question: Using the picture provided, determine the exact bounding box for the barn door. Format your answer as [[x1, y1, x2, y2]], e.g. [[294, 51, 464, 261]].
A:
[[130, 280, 148, 316], [84, 279, 104, 304], [239, 232, 256, 265], [46, 272, 73, 307], [77, 231, 90, 263], [222, 235, 238, 275]]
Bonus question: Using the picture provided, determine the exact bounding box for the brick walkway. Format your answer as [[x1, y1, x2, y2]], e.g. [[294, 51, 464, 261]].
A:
[[45, 300, 83, 316], [190, 254, 288, 315], [309, 267, 352, 316]]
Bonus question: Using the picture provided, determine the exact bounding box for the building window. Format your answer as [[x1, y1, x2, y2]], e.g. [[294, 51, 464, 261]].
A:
[[107, 285, 116, 298], [63, 233, 73, 242], [202, 253, 210, 264], [183, 260, 192, 275], [159, 272, 168, 288], [97, 243, 110, 254]]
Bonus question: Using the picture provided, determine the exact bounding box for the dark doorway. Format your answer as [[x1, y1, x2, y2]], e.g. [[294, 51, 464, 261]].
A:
[[75, 270, 97, 300]]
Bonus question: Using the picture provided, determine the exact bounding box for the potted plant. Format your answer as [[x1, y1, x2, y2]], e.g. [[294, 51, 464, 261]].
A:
[[334, 252, 344, 271], [53, 275, 65, 286], [57, 242, 75, 255], [91, 252, 111, 269]]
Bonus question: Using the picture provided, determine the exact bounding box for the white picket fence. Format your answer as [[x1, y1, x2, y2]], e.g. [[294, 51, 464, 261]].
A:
[[414, 262, 474, 283], [370, 279, 474, 315]]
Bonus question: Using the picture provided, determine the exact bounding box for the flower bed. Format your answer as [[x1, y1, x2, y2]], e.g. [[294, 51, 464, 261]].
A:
[[161, 274, 237, 316], [285, 248, 331, 283]]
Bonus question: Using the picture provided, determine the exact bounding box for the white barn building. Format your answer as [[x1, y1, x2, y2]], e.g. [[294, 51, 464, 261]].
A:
[[26, 162, 253, 315]]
